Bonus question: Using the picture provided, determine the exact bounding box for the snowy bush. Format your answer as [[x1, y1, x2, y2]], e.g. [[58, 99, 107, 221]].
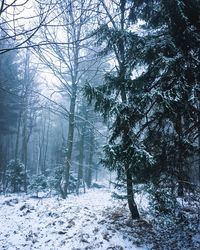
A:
[[46, 165, 63, 194], [46, 165, 77, 195], [149, 207, 200, 249], [4, 159, 27, 193], [28, 174, 47, 197], [145, 182, 200, 249], [68, 173, 77, 193]]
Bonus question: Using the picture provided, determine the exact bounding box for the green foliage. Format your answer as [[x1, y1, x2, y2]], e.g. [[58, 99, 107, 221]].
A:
[[127, 0, 200, 197], [47, 165, 63, 193], [146, 182, 200, 249], [46, 165, 78, 195], [27, 165, 79, 196], [28, 174, 47, 196], [102, 142, 155, 183], [85, 0, 200, 220], [84, 1, 155, 191], [5, 159, 26, 193]]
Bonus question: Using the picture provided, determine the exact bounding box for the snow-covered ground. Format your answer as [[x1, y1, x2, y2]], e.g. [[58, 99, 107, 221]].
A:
[[0, 188, 149, 250]]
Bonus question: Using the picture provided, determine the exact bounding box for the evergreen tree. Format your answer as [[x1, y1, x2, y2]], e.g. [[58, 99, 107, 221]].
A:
[[129, 0, 200, 204], [85, 0, 200, 216], [85, 0, 146, 219], [4, 159, 26, 193]]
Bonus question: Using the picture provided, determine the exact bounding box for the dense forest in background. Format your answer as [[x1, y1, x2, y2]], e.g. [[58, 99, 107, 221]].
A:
[[0, 0, 200, 249], [0, 0, 108, 196]]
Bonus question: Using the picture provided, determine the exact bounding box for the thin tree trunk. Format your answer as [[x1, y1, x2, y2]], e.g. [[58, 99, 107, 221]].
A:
[[76, 123, 85, 194], [120, 88, 140, 219], [15, 113, 22, 162], [86, 128, 94, 188], [125, 164, 140, 219], [21, 113, 28, 192], [43, 111, 51, 173], [37, 128, 43, 175], [95, 165, 98, 182], [61, 85, 77, 198], [21, 49, 30, 191], [58, 0, 82, 198], [39, 118, 46, 174]]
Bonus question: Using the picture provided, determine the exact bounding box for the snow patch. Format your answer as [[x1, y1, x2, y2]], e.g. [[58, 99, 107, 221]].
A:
[[0, 189, 148, 250]]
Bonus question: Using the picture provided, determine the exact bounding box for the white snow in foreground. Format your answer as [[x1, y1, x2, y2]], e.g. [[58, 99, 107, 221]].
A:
[[0, 188, 148, 250]]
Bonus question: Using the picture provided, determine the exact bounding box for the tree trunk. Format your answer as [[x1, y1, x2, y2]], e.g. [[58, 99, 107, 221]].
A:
[[61, 84, 77, 198], [95, 165, 98, 182], [43, 110, 51, 174], [0, 139, 6, 191], [76, 124, 85, 194], [15, 112, 22, 162], [125, 164, 140, 219], [58, 0, 83, 197], [86, 128, 94, 188], [21, 112, 28, 192]]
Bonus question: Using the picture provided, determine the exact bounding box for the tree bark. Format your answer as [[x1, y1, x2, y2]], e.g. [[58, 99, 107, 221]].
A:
[[61, 84, 77, 198], [86, 128, 94, 188], [125, 164, 140, 219], [42, 110, 51, 174], [15, 112, 22, 162], [21, 111, 28, 192], [76, 123, 85, 194]]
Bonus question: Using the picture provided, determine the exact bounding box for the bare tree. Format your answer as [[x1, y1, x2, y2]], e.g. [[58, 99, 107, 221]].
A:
[[32, 0, 101, 197], [0, 0, 61, 53]]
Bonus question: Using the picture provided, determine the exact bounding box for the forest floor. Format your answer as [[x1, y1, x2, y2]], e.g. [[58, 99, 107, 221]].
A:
[[0, 187, 150, 250]]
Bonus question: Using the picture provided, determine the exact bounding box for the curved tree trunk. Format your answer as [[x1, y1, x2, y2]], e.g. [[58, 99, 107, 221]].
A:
[[125, 164, 140, 219]]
